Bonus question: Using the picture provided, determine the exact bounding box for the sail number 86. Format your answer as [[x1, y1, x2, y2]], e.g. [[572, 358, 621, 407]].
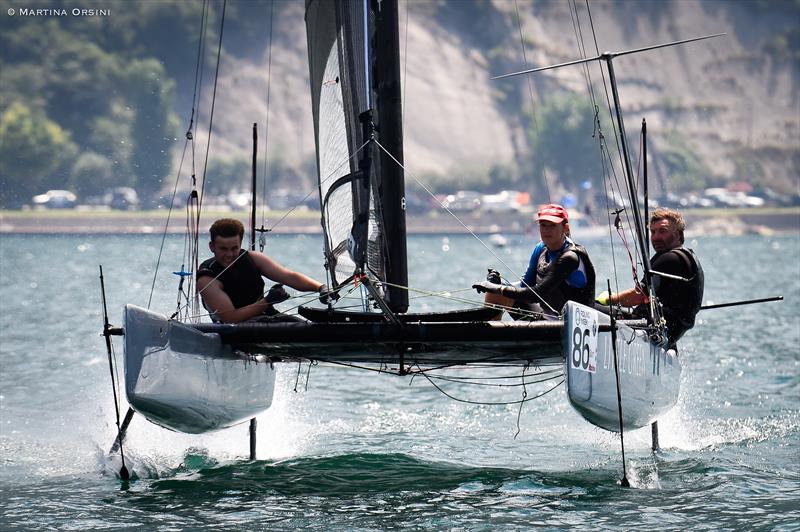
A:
[[571, 327, 591, 370]]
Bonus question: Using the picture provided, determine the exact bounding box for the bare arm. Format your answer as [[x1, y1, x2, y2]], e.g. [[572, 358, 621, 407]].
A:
[[250, 252, 323, 292], [197, 275, 270, 323], [609, 286, 646, 306]]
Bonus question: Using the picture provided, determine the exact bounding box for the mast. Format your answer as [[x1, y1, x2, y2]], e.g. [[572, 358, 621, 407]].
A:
[[603, 56, 654, 315], [250, 122, 257, 251], [642, 118, 649, 257], [374, 0, 408, 313]]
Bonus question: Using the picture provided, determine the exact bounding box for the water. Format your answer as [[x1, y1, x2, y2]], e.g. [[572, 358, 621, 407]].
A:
[[1, 231, 798, 530]]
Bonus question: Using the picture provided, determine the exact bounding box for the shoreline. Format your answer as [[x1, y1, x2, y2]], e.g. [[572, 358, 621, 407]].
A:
[[1, 208, 798, 236]]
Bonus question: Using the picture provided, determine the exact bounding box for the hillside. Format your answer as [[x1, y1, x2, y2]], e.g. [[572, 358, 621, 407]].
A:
[[1, 0, 797, 206], [192, 0, 798, 199]]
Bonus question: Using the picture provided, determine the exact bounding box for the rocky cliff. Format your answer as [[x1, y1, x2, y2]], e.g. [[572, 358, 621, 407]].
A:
[[191, 0, 798, 195]]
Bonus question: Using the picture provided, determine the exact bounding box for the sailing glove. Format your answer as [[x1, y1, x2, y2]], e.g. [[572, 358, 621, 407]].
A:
[[486, 268, 501, 284], [264, 284, 290, 305], [474, 282, 538, 302], [318, 284, 339, 305], [595, 290, 611, 305], [473, 281, 502, 295]]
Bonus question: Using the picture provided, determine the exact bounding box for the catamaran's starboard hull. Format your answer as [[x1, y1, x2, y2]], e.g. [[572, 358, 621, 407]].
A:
[[564, 302, 681, 432], [123, 304, 276, 434]]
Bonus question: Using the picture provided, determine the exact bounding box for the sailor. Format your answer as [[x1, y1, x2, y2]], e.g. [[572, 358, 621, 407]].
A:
[[596, 207, 704, 345], [197, 218, 337, 323], [474, 203, 596, 319]]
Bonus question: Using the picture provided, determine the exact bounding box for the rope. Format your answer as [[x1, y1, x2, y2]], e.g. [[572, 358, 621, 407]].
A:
[[567, 0, 644, 296], [513, 0, 551, 202], [418, 369, 564, 407], [372, 138, 557, 316], [196, 0, 228, 219], [260, 0, 275, 231]]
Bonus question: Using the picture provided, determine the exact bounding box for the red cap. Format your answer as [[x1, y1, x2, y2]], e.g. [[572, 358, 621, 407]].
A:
[[537, 203, 569, 224]]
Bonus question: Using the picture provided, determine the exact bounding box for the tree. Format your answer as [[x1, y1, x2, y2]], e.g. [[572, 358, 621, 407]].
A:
[[0, 102, 77, 207], [69, 152, 115, 198], [124, 59, 180, 205], [657, 131, 711, 193], [525, 94, 613, 199]]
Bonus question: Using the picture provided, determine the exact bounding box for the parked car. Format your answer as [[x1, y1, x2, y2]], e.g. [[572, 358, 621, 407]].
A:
[[480, 190, 524, 213], [105, 187, 140, 210], [442, 190, 481, 212], [31, 189, 77, 209]]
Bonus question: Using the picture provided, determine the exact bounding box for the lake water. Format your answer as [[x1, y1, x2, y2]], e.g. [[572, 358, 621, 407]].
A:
[[1, 231, 798, 530]]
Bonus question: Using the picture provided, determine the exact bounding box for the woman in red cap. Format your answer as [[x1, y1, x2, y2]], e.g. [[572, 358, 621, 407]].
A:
[[474, 203, 595, 319]]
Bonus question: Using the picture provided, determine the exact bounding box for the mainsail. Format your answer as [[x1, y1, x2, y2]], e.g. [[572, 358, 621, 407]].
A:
[[305, 0, 408, 312]]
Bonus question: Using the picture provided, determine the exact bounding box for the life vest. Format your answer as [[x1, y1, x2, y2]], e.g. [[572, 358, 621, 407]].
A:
[[197, 250, 264, 310], [652, 246, 704, 342], [532, 238, 596, 309]]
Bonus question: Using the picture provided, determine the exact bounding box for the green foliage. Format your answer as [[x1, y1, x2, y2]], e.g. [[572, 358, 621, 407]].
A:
[[659, 131, 711, 192], [525, 94, 612, 196], [0, 102, 78, 206], [764, 27, 800, 71], [204, 158, 252, 197], [69, 152, 115, 198], [0, 0, 218, 207]]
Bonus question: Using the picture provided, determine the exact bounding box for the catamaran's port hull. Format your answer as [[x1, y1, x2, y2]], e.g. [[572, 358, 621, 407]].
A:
[[123, 305, 276, 434]]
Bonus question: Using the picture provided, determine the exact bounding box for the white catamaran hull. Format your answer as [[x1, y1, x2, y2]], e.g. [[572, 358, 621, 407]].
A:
[[564, 302, 681, 432], [123, 304, 276, 434]]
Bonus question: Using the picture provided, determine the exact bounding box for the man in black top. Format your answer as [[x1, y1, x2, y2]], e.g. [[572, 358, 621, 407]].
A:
[[197, 218, 335, 323], [596, 208, 704, 344]]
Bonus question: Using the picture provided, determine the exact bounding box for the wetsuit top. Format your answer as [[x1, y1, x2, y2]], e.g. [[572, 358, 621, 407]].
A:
[[197, 249, 264, 310], [519, 237, 596, 312], [646, 246, 704, 343]]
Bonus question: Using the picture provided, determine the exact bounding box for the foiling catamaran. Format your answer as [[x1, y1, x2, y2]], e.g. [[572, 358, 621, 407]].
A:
[[102, 0, 740, 484]]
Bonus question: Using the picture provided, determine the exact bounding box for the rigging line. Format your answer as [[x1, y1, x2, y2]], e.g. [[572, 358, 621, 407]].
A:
[[147, 136, 192, 309], [260, 0, 275, 226], [423, 372, 563, 389], [373, 139, 557, 315], [598, 141, 624, 297], [379, 281, 550, 320], [572, 0, 637, 275], [515, 361, 530, 439], [419, 370, 564, 406], [189, 0, 209, 207], [189, 0, 209, 136], [419, 368, 563, 382], [576, 1, 641, 292], [195, 140, 370, 301], [151, 0, 209, 314], [268, 138, 371, 234], [513, 0, 550, 202], [196, 0, 228, 219], [405, 353, 561, 375], [583, 0, 644, 266], [570, 0, 632, 293]]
